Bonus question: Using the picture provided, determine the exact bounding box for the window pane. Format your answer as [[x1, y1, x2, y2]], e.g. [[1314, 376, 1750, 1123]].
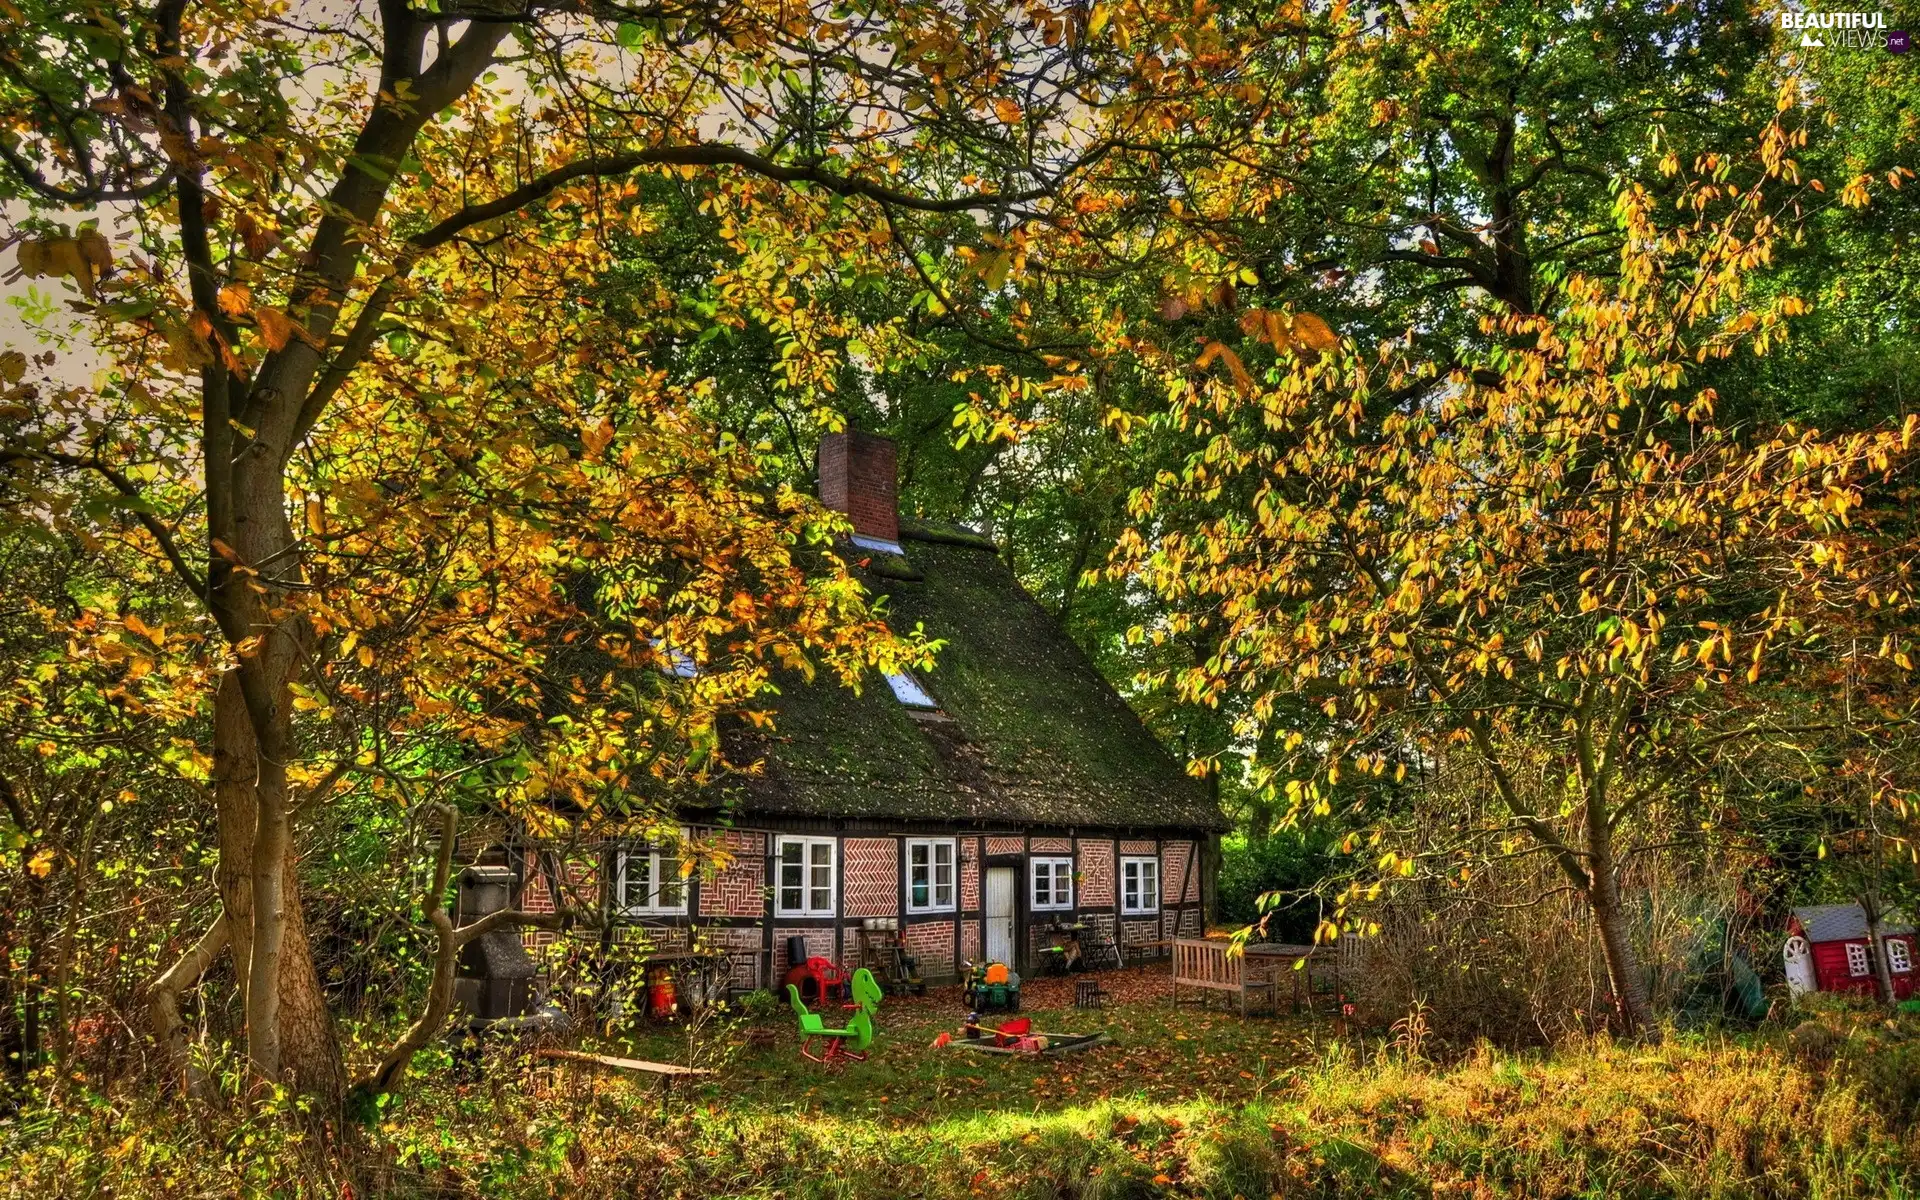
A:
[[911, 844, 929, 869], [912, 877, 930, 907], [629, 854, 651, 906], [779, 843, 803, 911], [659, 854, 682, 908]]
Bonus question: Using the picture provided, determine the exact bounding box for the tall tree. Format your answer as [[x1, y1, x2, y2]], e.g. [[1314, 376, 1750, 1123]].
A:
[[1108, 101, 1919, 1035], [0, 0, 1219, 1097]]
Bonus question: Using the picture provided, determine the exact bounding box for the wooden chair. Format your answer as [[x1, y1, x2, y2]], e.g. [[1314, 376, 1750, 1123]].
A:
[[1305, 932, 1361, 1012]]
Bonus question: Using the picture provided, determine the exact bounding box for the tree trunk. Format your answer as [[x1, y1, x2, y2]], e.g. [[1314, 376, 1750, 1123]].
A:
[[1862, 897, 1897, 1006], [1590, 862, 1656, 1039], [212, 674, 342, 1100]]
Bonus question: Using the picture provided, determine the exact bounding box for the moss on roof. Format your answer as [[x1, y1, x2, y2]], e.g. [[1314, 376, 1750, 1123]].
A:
[[724, 525, 1226, 831]]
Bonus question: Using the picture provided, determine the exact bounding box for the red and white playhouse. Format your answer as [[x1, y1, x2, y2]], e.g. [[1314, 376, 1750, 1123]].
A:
[[1783, 904, 1918, 1000]]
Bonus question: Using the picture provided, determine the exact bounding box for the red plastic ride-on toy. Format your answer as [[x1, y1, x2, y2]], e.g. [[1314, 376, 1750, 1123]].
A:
[[780, 936, 849, 1004]]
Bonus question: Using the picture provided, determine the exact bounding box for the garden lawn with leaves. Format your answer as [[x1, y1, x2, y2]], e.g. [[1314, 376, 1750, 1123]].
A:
[[18, 968, 1916, 1199]]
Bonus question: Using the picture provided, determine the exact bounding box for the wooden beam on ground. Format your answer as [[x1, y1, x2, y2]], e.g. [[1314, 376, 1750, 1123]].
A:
[[536, 1048, 714, 1077]]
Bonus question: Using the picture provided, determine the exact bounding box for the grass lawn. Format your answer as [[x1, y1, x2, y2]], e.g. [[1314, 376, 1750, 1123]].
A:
[[606, 966, 1322, 1122], [426, 966, 1915, 1200], [7, 967, 1919, 1198]]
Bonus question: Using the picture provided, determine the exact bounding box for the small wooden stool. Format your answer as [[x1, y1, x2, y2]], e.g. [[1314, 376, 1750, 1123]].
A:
[[1075, 978, 1109, 1009]]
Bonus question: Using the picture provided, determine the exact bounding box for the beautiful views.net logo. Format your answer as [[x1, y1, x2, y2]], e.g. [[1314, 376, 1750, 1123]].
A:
[[1777, 9, 1906, 50]]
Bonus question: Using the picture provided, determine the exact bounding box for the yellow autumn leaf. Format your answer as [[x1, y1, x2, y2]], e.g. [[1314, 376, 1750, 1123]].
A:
[[1290, 311, 1338, 352], [256, 306, 295, 350], [217, 283, 253, 317], [28, 847, 55, 877], [992, 97, 1023, 125]]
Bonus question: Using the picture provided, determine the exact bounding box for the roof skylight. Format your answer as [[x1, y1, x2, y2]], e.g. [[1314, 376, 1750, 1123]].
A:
[[883, 669, 938, 709], [851, 533, 907, 556]]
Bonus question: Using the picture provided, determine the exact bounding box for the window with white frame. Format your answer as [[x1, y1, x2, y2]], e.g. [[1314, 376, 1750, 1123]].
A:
[[617, 837, 687, 915], [776, 836, 836, 916], [907, 839, 956, 913], [1031, 856, 1073, 910], [1846, 941, 1872, 977], [1121, 856, 1160, 915], [1890, 938, 1914, 975]]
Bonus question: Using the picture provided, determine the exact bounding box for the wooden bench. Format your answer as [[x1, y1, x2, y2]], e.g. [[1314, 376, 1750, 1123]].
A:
[[1171, 938, 1282, 1017]]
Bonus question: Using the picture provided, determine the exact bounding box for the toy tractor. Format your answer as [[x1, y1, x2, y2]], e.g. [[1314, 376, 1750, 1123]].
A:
[[962, 959, 1020, 1013]]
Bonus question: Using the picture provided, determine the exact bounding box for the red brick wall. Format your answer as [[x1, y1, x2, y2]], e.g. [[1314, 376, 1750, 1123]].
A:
[[774, 927, 835, 980], [818, 431, 898, 543], [961, 919, 982, 967], [960, 837, 981, 909], [1163, 841, 1193, 906], [906, 919, 956, 980], [1120, 838, 1155, 855], [842, 837, 898, 917], [985, 836, 1024, 856], [1030, 836, 1072, 854], [1078, 839, 1115, 907], [697, 830, 766, 917]]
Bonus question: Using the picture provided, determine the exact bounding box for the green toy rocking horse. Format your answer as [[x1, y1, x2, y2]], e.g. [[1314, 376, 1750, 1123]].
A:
[[787, 966, 884, 1066]]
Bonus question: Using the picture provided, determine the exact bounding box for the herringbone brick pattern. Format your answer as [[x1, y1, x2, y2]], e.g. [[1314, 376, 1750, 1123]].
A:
[[842, 837, 897, 917], [959, 838, 980, 909], [1120, 838, 1156, 855], [697, 830, 766, 917], [1030, 836, 1071, 853], [985, 836, 1024, 856]]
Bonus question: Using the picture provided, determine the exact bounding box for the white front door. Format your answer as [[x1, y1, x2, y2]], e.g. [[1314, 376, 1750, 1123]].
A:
[[984, 867, 1015, 966]]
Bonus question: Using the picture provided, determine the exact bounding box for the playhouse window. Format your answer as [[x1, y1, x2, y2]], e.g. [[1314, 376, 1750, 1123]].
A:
[[776, 837, 836, 916], [907, 839, 956, 913], [1846, 941, 1872, 977], [1890, 938, 1914, 975], [1031, 857, 1073, 910], [617, 838, 687, 916], [1121, 856, 1160, 915]]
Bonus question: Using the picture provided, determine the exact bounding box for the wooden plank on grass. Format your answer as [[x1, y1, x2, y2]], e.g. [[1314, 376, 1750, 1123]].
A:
[[536, 1049, 714, 1077]]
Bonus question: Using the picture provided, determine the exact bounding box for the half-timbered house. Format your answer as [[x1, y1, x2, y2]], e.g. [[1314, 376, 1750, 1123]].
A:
[[509, 431, 1227, 988]]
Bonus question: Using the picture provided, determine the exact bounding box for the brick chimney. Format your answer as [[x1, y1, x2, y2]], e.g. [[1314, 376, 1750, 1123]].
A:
[[818, 431, 899, 545]]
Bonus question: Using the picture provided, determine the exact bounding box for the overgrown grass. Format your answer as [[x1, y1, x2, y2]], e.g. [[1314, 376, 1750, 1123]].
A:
[[5, 974, 1918, 1198]]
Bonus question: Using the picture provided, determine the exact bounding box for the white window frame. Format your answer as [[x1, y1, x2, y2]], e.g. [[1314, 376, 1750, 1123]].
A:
[[775, 836, 837, 917], [1030, 856, 1074, 911], [617, 836, 688, 916], [1120, 856, 1161, 915], [1846, 941, 1871, 977], [906, 838, 957, 913], [1889, 938, 1913, 975]]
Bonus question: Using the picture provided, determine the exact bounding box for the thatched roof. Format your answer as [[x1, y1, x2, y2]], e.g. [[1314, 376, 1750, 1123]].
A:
[[720, 519, 1226, 832]]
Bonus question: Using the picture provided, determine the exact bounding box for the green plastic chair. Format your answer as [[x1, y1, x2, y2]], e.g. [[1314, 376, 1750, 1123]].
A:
[[787, 981, 876, 1065]]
